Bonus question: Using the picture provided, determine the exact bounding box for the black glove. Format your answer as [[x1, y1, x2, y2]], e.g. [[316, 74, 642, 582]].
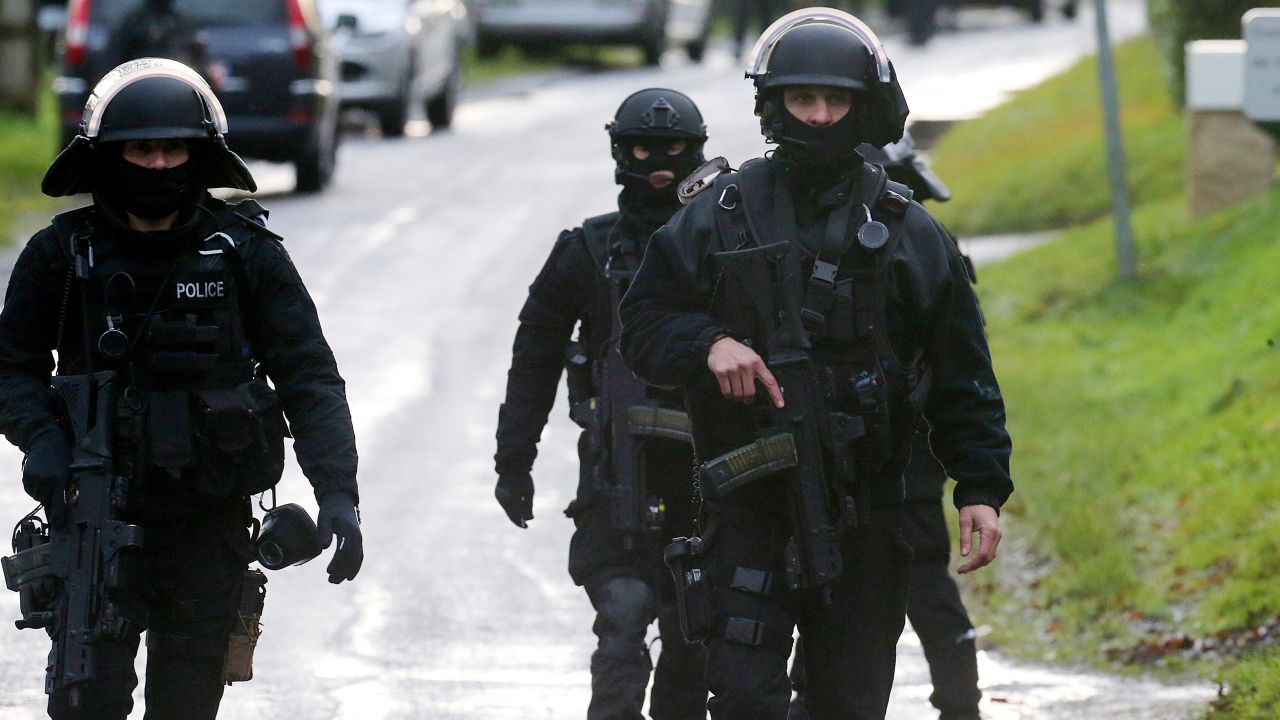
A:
[[315, 491, 363, 584], [22, 426, 72, 529], [495, 473, 534, 528]]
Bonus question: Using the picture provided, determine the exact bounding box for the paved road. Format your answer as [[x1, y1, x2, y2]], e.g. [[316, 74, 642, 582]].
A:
[[0, 3, 1216, 718]]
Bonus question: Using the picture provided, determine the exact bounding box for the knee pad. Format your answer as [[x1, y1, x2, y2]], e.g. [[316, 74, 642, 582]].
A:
[[595, 576, 657, 632]]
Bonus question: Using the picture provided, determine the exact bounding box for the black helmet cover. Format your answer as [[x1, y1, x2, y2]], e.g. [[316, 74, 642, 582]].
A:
[[43, 58, 256, 197]]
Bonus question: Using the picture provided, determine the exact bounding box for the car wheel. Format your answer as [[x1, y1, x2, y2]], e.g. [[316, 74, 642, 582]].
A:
[[426, 60, 459, 129], [379, 77, 412, 138], [295, 124, 337, 193], [687, 22, 709, 63], [642, 32, 666, 66], [1062, 0, 1078, 19], [1027, 0, 1045, 22]]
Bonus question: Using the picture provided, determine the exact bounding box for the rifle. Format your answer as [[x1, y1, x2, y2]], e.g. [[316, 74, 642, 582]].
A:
[[2, 371, 144, 705], [701, 243, 846, 591]]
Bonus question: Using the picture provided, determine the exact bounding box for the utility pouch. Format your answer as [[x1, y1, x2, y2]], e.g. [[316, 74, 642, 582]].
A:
[[664, 536, 713, 644], [223, 568, 267, 684], [193, 379, 288, 496]]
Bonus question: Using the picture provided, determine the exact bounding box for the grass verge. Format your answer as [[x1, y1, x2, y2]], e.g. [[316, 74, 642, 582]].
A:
[[0, 89, 58, 246], [928, 36, 1184, 236], [927, 33, 1280, 718]]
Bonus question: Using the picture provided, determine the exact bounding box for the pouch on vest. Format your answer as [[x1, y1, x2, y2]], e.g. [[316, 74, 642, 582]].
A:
[[192, 379, 288, 497]]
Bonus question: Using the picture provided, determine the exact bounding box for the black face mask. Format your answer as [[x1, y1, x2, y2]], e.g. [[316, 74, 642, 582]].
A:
[[100, 156, 196, 220], [615, 138, 703, 207], [773, 104, 864, 178]]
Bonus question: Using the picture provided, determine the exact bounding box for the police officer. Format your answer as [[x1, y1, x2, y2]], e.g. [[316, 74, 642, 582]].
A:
[[789, 132, 984, 720], [0, 58, 362, 719], [618, 9, 1012, 720], [494, 88, 710, 719]]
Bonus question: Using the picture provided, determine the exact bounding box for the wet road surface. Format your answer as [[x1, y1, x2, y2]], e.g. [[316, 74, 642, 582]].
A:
[[0, 2, 1216, 717]]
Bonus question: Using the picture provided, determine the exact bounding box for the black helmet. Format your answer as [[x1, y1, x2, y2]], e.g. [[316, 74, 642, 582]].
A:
[[606, 88, 708, 192], [858, 130, 952, 202], [747, 8, 910, 152], [43, 58, 256, 197]]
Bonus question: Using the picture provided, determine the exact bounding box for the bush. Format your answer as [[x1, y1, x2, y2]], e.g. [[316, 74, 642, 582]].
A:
[[1147, 0, 1260, 106]]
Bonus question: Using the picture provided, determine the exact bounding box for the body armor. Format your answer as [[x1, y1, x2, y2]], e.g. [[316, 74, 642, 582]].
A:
[[565, 213, 692, 538], [49, 201, 287, 497]]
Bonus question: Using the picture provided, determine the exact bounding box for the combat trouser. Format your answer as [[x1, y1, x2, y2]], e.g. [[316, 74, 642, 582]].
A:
[[701, 487, 910, 720], [902, 498, 981, 720], [46, 508, 250, 720], [572, 440, 707, 720]]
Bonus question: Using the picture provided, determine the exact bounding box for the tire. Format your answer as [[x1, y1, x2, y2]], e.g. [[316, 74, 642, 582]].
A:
[[295, 124, 337, 193], [642, 32, 666, 66], [1062, 0, 1078, 19], [425, 59, 459, 130], [687, 24, 709, 63], [378, 79, 411, 138], [1028, 0, 1044, 22], [907, 0, 937, 46]]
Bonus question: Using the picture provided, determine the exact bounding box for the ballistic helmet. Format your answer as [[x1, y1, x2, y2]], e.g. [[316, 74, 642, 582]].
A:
[[747, 8, 909, 152], [606, 88, 707, 190], [43, 58, 256, 197], [858, 130, 952, 202]]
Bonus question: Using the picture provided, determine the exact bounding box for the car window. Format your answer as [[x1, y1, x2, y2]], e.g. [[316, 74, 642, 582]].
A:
[[91, 0, 286, 27]]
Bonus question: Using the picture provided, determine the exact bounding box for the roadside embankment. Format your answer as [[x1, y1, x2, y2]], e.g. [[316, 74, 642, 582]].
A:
[[927, 35, 1279, 718], [0, 90, 57, 246]]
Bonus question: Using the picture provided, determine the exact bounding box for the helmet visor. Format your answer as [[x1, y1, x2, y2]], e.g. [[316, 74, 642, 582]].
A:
[[747, 7, 892, 85], [84, 58, 228, 140]]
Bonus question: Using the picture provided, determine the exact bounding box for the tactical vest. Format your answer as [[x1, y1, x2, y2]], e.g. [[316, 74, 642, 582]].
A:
[[564, 212, 692, 535], [694, 158, 929, 509], [50, 201, 288, 498]]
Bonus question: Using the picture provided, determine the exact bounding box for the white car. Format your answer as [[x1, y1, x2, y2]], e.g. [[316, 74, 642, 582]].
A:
[[321, 0, 470, 136], [471, 0, 711, 65]]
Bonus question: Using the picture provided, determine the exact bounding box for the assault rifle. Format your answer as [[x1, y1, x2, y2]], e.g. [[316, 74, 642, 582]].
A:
[[701, 243, 845, 591], [2, 371, 144, 706]]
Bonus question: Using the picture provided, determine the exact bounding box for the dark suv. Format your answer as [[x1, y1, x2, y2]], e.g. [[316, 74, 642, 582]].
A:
[[55, 0, 341, 192]]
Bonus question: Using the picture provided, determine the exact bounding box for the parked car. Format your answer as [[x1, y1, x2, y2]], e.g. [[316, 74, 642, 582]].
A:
[[54, 0, 342, 192], [319, 0, 469, 137], [470, 0, 711, 66]]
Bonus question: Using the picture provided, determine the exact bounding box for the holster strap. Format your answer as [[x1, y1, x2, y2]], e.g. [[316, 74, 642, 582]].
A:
[[700, 433, 799, 496], [627, 405, 692, 444], [722, 616, 794, 655]]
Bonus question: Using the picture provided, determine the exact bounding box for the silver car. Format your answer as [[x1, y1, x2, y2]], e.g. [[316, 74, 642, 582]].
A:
[[321, 0, 469, 136], [471, 0, 711, 65]]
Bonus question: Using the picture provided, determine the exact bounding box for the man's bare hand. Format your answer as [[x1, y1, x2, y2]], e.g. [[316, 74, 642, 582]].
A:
[[706, 337, 784, 408], [957, 504, 1001, 574]]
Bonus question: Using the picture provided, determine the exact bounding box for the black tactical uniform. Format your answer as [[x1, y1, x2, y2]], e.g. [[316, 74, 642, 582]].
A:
[[0, 59, 362, 720], [494, 89, 710, 720], [618, 13, 1012, 720], [789, 133, 983, 720]]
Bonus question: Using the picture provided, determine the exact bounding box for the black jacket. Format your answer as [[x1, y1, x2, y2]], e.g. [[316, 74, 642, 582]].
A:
[[494, 208, 683, 482], [618, 158, 1012, 511], [0, 195, 359, 504]]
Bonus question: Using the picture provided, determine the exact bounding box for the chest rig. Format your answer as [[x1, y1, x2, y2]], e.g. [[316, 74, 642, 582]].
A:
[[51, 202, 287, 497], [564, 213, 692, 541], [695, 158, 922, 590]]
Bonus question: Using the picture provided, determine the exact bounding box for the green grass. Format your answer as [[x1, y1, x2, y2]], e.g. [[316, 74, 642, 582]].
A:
[[925, 33, 1280, 718], [928, 37, 1185, 236], [0, 88, 58, 245]]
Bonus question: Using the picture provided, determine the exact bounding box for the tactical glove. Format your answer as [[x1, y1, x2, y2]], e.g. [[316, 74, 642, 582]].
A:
[[23, 426, 72, 528], [316, 491, 363, 584], [495, 472, 534, 528]]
